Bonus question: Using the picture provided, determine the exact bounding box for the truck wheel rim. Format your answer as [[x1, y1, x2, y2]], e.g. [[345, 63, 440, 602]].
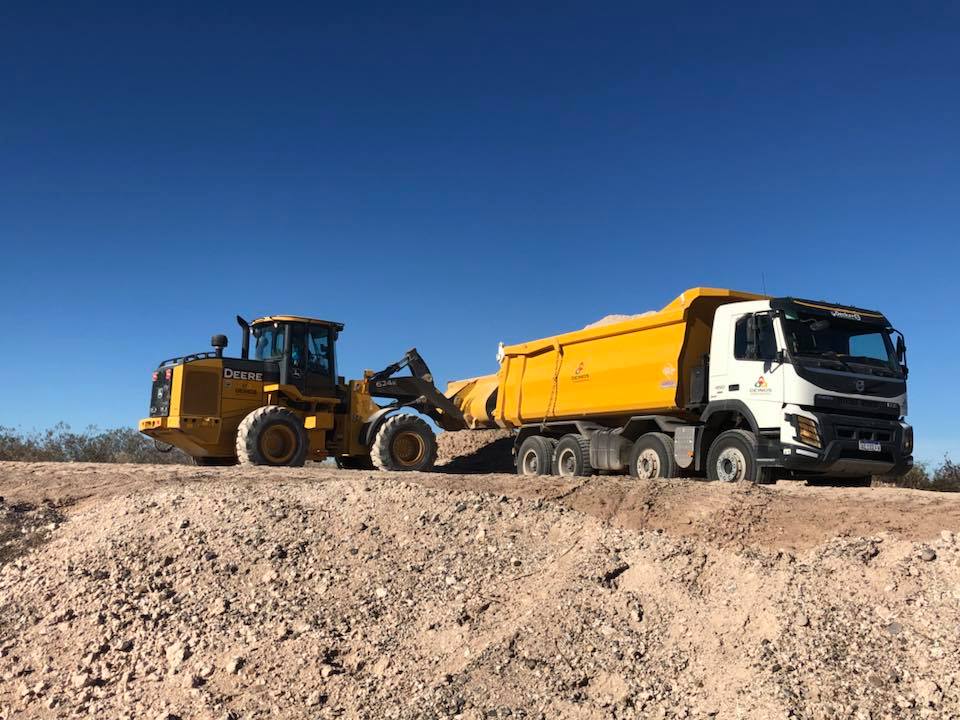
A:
[[393, 431, 426, 467], [557, 448, 577, 476], [636, 449, 661, 479], [521, 449, 540, 475], [260, 425, 297, 464], [716, 447, 746, 482]]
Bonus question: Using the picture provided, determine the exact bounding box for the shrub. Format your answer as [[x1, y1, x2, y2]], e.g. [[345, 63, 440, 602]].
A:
[[876, 456, 960, 492], [0, 424, 190, 464]]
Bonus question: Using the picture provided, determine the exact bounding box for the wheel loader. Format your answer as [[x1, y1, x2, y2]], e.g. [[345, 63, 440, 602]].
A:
[[139, 315, 468, 469]]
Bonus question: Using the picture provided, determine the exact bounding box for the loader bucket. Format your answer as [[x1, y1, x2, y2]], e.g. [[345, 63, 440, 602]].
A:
[[445, 373, 501, 429]]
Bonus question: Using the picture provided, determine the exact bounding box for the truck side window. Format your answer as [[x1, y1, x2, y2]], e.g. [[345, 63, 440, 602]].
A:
[[734, 314, 777, 361]]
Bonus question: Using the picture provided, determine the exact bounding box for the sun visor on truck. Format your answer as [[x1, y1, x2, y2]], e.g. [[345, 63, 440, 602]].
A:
[[770, 298, 891, 327]]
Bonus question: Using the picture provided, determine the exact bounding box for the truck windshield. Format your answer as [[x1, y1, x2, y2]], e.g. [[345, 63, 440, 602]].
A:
[[781, 312, 901, 375], [253, 325, 285, 361]]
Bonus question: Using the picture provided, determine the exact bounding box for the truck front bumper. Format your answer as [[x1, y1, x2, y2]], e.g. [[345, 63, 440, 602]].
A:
[[763, 412, 913, 478]]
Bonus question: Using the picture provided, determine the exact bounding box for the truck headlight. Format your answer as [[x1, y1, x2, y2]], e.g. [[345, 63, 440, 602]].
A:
[[789, 414, 822, 449], [902, 425, 913, 454]]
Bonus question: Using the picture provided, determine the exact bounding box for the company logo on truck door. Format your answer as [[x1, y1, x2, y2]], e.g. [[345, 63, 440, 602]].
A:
[[750, 375, 772, 394], [223, 368, 263, 381]]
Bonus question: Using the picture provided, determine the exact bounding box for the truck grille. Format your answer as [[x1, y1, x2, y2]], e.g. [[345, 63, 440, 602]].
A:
[[834, 425, 893, 443]]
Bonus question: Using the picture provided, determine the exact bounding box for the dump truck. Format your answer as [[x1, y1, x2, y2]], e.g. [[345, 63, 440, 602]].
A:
[[139, 315, 467, 469], [446, 288, 913, 483]]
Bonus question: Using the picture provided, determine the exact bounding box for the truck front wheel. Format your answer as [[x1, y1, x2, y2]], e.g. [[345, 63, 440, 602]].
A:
[[629, 432, 678, 479], [706, 429, 761, 483]]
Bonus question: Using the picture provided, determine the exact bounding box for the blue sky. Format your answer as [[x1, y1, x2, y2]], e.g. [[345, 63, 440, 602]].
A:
[[1, 2, 958, 463]]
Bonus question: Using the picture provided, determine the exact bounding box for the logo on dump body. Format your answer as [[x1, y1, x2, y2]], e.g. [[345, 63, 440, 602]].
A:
[[571, 362, 589, 382]]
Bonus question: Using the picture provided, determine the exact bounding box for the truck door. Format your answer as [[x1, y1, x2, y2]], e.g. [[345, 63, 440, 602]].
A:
[[726, 312, 783, 428]]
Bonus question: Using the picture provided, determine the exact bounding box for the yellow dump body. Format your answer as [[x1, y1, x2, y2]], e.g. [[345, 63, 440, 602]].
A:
[[446, 288, 766, 429]]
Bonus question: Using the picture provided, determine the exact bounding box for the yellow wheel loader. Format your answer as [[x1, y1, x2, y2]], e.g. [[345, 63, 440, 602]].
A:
[[139, 315, 468, 469]]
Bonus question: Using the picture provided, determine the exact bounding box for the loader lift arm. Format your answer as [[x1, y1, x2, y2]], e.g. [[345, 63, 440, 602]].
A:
[[364, 348, 468, 436]]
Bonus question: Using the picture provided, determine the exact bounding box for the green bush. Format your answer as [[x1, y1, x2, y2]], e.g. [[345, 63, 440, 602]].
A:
[[876, 456, 960, 492], [0, 423, 190, 464]]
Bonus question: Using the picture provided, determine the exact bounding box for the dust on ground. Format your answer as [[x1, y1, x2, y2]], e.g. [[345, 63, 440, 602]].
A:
[[0, 460, 958, 720]]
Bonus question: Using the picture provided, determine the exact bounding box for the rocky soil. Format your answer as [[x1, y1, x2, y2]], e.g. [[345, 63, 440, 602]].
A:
[[0, 460, 959, 720]]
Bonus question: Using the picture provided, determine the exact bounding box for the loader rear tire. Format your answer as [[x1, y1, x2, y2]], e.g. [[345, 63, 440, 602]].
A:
[[552, 434, 594, 477], [628, 432, 677, 479], [371, 414, 437, 472], [517, 436, 556, 476], [236, 406, 309, 467]]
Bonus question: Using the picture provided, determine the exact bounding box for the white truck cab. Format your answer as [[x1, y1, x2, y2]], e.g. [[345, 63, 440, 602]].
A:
[[700, 298, 912, 481]]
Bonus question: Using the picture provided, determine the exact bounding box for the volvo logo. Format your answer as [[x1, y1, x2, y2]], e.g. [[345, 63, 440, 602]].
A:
[[855, 379, 866, 392]]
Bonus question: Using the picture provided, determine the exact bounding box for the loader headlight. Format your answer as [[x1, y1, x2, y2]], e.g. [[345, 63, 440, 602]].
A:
[[789, 414, 822, 449]]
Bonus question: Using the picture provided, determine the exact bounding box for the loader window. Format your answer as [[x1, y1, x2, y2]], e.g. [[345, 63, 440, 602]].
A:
[[253, 325, 285, 361], [306, 326, 332, 377]]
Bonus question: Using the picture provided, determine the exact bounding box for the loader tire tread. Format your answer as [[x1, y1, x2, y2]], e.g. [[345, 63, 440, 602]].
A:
[[371, 414, 437, 472], [236, 405, 309, 467]]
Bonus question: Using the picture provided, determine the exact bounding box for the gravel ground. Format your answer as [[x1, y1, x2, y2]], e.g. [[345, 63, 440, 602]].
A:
[[0, 461, 958, 720]]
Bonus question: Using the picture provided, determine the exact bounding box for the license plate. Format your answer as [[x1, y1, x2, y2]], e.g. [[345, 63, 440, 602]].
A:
[[859, 441, 882, 452]]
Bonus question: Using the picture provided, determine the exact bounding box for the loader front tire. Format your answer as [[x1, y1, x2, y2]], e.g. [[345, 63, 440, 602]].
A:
[[371, 414, 437, 472], [236, 406, 309, 467]]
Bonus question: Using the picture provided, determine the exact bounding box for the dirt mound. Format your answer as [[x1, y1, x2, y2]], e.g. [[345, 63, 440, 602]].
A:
[[1, 463, 959, 719], [436, 430, 515, 473]]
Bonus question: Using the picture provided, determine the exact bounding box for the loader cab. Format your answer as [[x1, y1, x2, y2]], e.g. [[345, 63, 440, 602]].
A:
[[249, 316, 344, 397]]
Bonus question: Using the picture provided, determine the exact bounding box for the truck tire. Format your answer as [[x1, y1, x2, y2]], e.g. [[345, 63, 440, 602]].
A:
[[194, 456, 238, 467], [706, 429, 762, 483], [336, 455, 375, 470], [517, 436, 556, 476], [552, 434, 594, 477], [628, 432, 678, 479], [236, 406, 309, 467], [371, 414, 437, 472]]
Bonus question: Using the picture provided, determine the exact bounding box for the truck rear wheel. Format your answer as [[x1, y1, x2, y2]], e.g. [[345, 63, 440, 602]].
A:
[[371, 415, 437, 472], [629, 432, 677, 479], [517, 436, 556, 476], [236, 406, 309, 467], [706, 429, 760, 483], [552, 434, 594, 477]]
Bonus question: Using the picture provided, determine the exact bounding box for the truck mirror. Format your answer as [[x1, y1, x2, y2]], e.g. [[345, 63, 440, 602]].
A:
[[745, 316, 759, 360], [895, 335, 906, 362]]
